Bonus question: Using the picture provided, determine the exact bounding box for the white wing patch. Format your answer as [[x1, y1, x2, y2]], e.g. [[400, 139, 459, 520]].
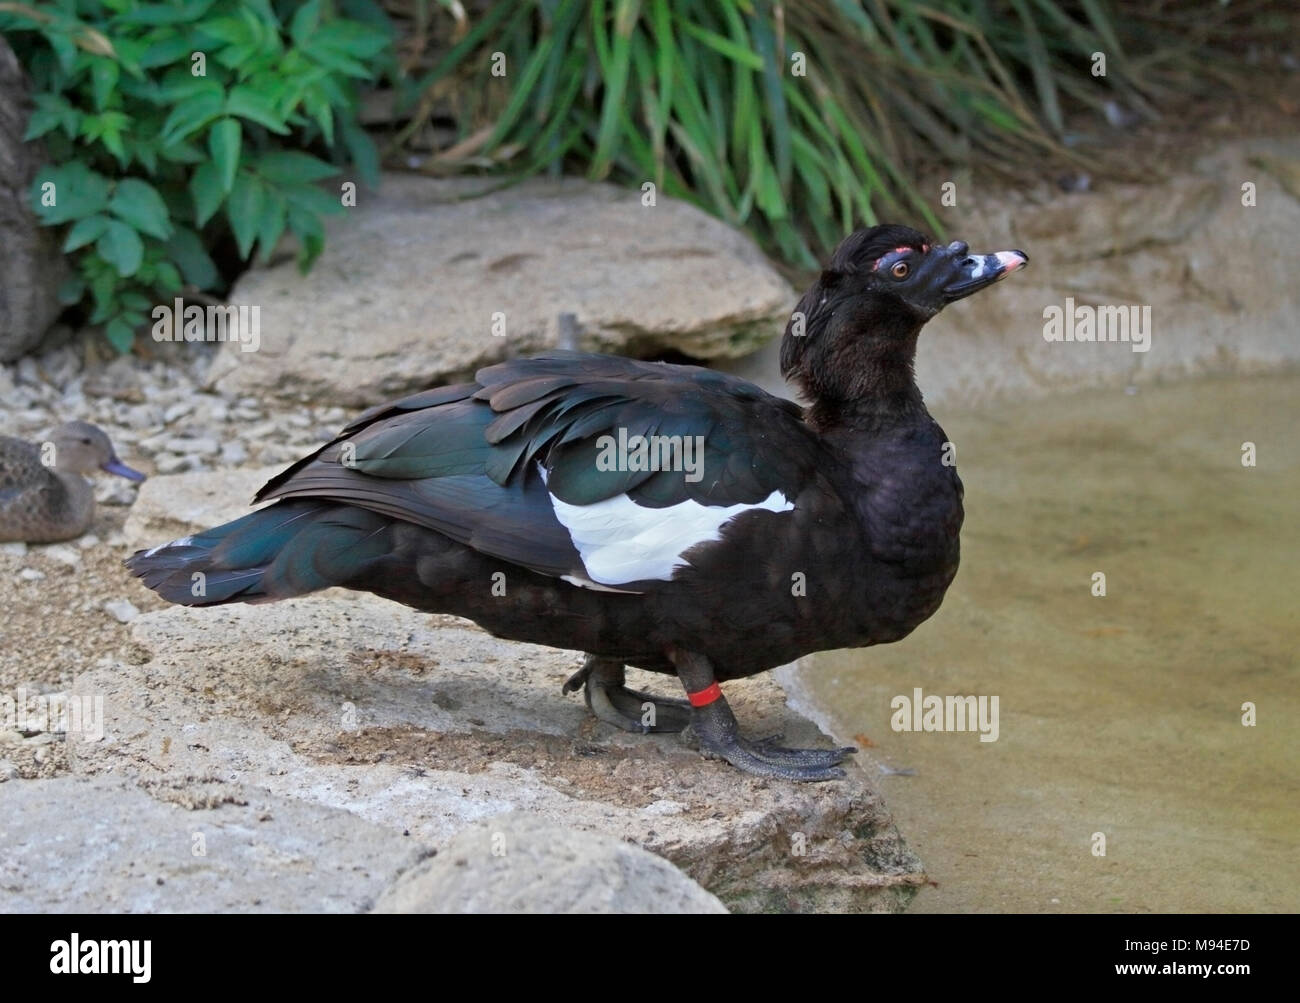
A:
[[142, 534, 194, 557], [540, 465, 793, 586]]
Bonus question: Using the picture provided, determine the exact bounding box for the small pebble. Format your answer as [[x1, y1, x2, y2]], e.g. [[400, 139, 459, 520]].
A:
[[1, 542, 28, 557], [163, 436, 219, 456], [40, 545, 81, 567], [103, 599, 140, 624], [19, 568, 45, 581], [16, 357, 40, 385], [155, 453, 191, 475], [123, 404, 161, 429], [97, 479, 139, 506], [220, 440, 248, 466]]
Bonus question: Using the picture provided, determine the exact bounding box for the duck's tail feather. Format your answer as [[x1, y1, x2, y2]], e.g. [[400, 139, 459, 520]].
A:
[[125, 501, 392, 606]]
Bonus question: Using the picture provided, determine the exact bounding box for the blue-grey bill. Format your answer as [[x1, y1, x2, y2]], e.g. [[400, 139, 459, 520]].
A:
[[103, 458, 147, 482]]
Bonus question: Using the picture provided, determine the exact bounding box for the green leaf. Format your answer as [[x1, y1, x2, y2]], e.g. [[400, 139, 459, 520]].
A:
[[104, 316, 136, 353], [25, 94, 79, 141], [159, 89, 224, 144], [287, 204, 324, 272], [63, 214, 112, 252], [119, 291, 154, 312], [290, 0, 323, 47], [118, 0, 218, 26], [189, 161, 225, 226], [57, 273, 87, 306], [301, 43, 370, 79], [153, 260, 184, 293], [159, 140, 206, 164], [253, 150, 338, 184], [31, 163, 110, 225], [256, 189, 288, 262], [80, 111, 132, 165], [108, 179, 173, 239], [225, 85, 290, 133], [674, 20, 763, 70], [199, 16, 256, 49], [301, 87, 335, 144], [208, 117, 242, 193], [140, 33, 199, 69], [90, 58, 119, 111], [282, 183, 344, 217], [158, 74, 224, 103], [589, 1, 639, 180], [226, 172, 266, 260], [44, 29, 78, 75], [89, 269, 118, 323], [96, 220, 145, 277], [341, 119, 379, 189], [164, 225, 220, 289], [215, 43, 260, 71], [312, 21, 390, 59], [129, 136, 158, 174]]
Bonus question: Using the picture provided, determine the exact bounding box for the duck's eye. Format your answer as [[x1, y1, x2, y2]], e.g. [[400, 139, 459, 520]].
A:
[[890, 261, 910, 280]]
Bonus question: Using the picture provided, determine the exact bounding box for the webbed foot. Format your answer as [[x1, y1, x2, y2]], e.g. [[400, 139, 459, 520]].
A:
[[667, 647, 855, 782], [563, 655, 692, 734]]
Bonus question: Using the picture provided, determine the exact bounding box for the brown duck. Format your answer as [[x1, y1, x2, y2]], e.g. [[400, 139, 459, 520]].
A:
[[0, 421, 145, 543]]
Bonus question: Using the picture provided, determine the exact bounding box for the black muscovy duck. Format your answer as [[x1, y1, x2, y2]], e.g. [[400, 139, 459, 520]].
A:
[[127, 224, 1026, 781]]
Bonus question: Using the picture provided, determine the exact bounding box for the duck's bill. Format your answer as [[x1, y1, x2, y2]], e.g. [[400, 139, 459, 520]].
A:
[[103, 457, 147, 482], [941, 249, 1029, 303]]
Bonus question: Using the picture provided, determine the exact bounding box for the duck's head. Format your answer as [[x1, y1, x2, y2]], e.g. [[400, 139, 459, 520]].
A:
[[780, 224, 1027, 419], [47, 422, 146, 482]]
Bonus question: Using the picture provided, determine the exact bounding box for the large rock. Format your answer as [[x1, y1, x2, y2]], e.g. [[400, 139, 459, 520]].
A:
[[0, 776, 423, 912], [373, 814, 727, 913], [0, 37, 65, 362], [909, 137, 1300, 407], [207, 175, 796, 406], [65, 524, 923, 911], [717, 136, 1300, 410]]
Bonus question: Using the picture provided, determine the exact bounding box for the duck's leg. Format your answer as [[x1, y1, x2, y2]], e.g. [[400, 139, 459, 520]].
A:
[[563, 654, 692, 734], [670, 647, 856, 782]]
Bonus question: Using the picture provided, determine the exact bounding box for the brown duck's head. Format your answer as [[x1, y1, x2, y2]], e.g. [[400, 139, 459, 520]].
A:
[[46, 422, 146, 482]]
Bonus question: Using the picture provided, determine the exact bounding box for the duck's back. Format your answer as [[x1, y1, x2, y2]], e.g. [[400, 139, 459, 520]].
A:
[[0, 436, 90, 543]]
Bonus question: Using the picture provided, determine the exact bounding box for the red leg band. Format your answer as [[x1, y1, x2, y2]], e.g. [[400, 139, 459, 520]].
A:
[[687, 682, 723, 708]]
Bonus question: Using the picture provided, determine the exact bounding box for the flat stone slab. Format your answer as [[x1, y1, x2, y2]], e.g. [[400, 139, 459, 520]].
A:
[[67, 591, 923, 912], [373, 814, 728, 914], [0, 775, 423, 912]]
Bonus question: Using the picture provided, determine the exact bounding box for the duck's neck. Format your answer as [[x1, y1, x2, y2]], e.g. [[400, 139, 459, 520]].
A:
[[807, 381, 927, 434], [52, 471, 96, 538], [782, 296, 931, 434], [801, 344, 928, 435]]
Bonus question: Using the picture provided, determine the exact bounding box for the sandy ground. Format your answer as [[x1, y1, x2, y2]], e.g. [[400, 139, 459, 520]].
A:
[[0, 505, 171, 779]]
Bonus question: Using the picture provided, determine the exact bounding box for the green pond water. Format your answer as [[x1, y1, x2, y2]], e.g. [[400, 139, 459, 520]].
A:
[[798, 373, 1299, 912]]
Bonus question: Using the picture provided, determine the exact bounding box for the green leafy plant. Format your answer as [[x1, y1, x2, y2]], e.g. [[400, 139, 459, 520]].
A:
[[398, 0, 1268, 268], [1, 0, 393, 350]]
